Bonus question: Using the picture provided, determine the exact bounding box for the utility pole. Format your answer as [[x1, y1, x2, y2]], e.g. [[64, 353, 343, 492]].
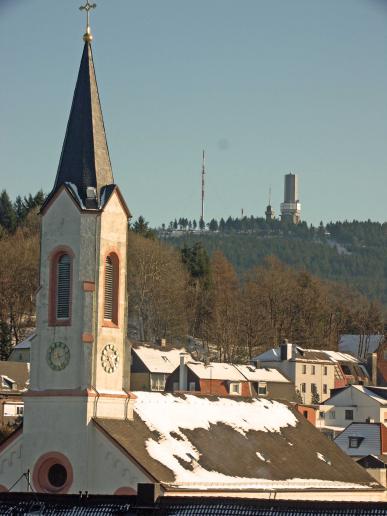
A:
[[200, 150, 205, 228]]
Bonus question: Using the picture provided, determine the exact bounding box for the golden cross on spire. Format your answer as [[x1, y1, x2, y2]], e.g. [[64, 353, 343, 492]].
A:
[[79, 1, 97, 42]]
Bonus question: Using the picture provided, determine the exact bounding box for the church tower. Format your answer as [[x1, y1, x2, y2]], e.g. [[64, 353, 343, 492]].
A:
[[12, 6, 136, 493]]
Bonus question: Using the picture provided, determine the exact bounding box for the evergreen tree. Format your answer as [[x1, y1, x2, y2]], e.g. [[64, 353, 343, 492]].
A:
[[311, 384, 320, 405], [14, 195, 27, 223], [199, 217, 205, 230], [208, 218, 219, 232], [0, 321, 12, 360], [132, 215, 155, 239], [192, 219, 197, 230], [0, 190, 16, 233]]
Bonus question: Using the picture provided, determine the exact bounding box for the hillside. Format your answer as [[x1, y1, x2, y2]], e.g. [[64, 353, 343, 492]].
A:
[[162, 220, 387, 304]]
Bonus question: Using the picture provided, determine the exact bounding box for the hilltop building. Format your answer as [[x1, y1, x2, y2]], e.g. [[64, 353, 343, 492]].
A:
[[280, 173, 301, 224]]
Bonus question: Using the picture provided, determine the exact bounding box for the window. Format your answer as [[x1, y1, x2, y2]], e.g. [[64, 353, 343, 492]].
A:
[[150, 373, 167, 392], [311, 383, 317, 393], [328, 410, 336, 420], [302, 364, 306, 374], [229, 382, 241, 395], [323, 366, 328, 376], [49, 249, 73, 325], [323, 384, 328, 395], [319, 411, 325, 420], [104, 253, 119, 325], [258, 382, 267, 396], [348, 436, 364, 449], [301, 383, 306, 393], [311, 365, 316, 375], [56, 254, 71, 319], [345, 409, 354, 420], [303, 410, 308, 418]]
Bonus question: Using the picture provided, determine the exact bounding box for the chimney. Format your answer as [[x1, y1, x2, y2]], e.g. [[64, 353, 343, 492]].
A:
[[156, 338, 167, 348], [179, 353, 188, 391], [371, 352, 378, 385], [280, 339, 292, 361]]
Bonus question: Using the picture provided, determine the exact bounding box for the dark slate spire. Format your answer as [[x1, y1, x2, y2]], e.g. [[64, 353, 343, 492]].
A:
[[52, 41, 114, 206]]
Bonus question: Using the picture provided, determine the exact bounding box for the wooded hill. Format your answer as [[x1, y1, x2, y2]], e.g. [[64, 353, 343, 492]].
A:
[[162, 218, 387, 304], [0, 190, 385, 362]]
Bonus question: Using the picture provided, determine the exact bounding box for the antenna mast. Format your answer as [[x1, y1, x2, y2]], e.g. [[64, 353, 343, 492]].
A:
[[201, 150, 205, 225]]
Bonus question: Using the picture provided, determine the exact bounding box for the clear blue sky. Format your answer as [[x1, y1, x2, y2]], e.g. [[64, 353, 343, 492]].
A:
[[1, 0, 387, 226]]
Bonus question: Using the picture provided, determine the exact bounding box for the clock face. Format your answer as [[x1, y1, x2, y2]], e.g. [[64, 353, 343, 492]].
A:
[[47, 342, 70, 371], [101, 344, 119, 374]]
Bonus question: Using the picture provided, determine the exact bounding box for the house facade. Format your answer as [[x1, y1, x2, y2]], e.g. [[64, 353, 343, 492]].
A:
[[253, 341, 336, 405]]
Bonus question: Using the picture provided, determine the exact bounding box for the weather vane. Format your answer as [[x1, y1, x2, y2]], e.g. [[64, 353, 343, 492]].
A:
[[79, 1, 97, 42]]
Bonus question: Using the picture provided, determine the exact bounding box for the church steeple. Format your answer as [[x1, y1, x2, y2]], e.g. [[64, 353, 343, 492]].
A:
[[50, 40, 114, 208]]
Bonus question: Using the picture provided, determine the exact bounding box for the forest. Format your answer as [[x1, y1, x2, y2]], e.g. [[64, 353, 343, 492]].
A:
[[0, 190, 385, 363]]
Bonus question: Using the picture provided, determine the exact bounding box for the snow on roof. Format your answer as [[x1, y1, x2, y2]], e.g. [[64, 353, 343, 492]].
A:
[[14, 333, 36, 350], [318, 350, 359, 363], [133, 345, 184, 373], [339, 335, 383, 359], [96, 392, 376, 491], [187, 362, 246, 381], [235, 365, 290, 383], [252, 348, 281, 362], [354, 385, 387, 405]]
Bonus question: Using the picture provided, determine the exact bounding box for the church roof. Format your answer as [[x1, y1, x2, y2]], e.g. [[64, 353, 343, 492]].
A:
[[45, 41, 114, 210], [94, 392, 378, 493]]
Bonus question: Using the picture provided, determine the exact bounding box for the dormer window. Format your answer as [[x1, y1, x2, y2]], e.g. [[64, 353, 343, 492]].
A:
[[49, 248, 73, 326], [348, 436, 364, 449], [104, 253, 119, 326]]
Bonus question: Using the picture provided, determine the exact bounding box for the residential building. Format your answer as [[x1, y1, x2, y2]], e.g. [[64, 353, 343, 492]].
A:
[[252, 341, 336, 404], [8, 334, 34, 363], [334, 422, 387, 458], [166, 360, 250, 396], [0, 362, 29, 429], [131, 342, 185, 392], [318, 385, 387, 432], [234, 364, 296, 400]]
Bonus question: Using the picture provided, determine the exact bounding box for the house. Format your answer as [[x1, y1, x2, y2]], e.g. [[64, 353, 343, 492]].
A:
[[252, 341, 336, 404], [234, 364, 296, 400], [323, 351, 370, 388], [131, 342, 186, 392], [166, 359, 250, 396], [0, 362, 29, 429], [319, 385, 387, 433], [356, 455, 387, 488], [8, 333, 34, 363], [334, 422, 387, 459]]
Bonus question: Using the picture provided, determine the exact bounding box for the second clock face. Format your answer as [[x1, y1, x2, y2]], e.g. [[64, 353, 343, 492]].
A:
[[101, 344, 119, 374], [47, 342, 70, 371]]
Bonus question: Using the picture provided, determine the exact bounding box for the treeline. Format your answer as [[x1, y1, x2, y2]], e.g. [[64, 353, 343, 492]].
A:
[[128, 233, 383, 361], [0, 190, 45, 236], [161, 216, 318, 239]]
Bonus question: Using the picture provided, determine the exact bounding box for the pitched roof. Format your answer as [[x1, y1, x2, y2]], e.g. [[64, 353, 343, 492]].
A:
[[186, 362, 246, 382], [335, 423, 383, 457], [43, 42, 114, 210], [13, 332, 35, 350], [132, 344, 185, 374], [253, 346, 335, 364], [234, 365, 290, 383], [95, 392, 376, 492], [0, 361, 29, 390], [339, 335, 383, 359]]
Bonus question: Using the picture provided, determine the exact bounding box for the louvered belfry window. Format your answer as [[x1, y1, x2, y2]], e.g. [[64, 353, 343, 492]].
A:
[[104, 256, 114, 320], [56, 254, 71, 319]]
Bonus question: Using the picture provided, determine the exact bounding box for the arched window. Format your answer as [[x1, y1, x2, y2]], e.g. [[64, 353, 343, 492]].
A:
[[104, 253, 119, 326], [56, 254, 71, 320], [49, 248, 73, 326]]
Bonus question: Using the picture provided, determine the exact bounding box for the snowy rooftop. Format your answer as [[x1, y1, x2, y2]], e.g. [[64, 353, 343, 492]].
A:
[[187, 362, 246, 381], [235, 364, 290, 383], [132, 344, 185, 374], [95, 392, 376, 492], [14, 333, 36, 350]]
